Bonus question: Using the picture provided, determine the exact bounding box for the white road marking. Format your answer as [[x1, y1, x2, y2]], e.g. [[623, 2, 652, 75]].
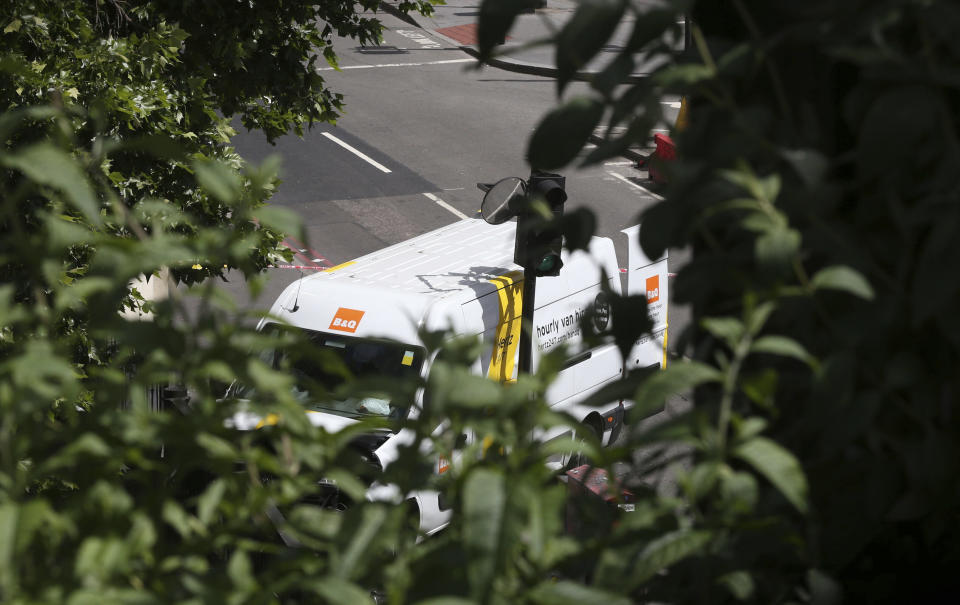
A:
[[607, 170, 664, 201], [395, 29, 443, 49], [604, 160, 634, 166], [317, 58, 473, 71], [661, 101, 682, 108], [321, 132, 392, 173], [423, 192, 469, 219]]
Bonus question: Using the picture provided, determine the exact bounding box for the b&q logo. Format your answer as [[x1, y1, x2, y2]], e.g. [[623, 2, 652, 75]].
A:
[[646, 275, 660, 304], [329, 307, 365, 333]]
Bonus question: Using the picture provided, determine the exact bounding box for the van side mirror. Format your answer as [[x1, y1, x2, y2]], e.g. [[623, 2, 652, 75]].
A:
[[480, 177, 526, 225]]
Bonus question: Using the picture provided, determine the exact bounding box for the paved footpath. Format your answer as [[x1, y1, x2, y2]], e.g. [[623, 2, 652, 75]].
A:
[[380, 0, 653, 80]]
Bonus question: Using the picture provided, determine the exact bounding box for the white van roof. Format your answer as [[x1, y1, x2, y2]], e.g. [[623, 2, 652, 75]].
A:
[[313, 217, 518, 299], [269, 218, 619, 345]]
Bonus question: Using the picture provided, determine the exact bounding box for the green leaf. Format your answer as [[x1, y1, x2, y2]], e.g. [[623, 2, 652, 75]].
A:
[[1, 143, 101, 225], [323, 469, 370, 507], [719, 470, 758, 514], [162, 501, 197, 538], [334, 505, 387, 580], [654, 63, 715, 87], [476, 0, 526, 61], [625, 9, 677, 52], [0, 503, 17, 591], [750, 335, 815, 366], [810, 265, 874, 300], [119, 134, 188, 161], [312, 576, 375, 605], [527, 96, 605, 170], [681, 461, 723, 501], [252, 205, 304, 241], [740, 369, 778, 409], [720, 164, 770, 201], [430, 365, 505, 410], [227, 550, 255, 592], [757, 173, 782, 204], [755, 227, 800, 272], [197, 479, 227, 525], [701, 316, 743, 349], [633, 362, 723, 416], [529, 580, 632, 605], [0, 106, 59, 143], [463, 467, 507, 602], [195, 432, 238, 460], [193, 158, 241, 203], [733, 416, 768, 441], [782, 148, 829, 189], [717, 570, 755, 601], [555, 0, 627, 92], [630, 529, 713, 587], [733, 437, 808, 513], [807, 568, 842, 605], [42, 433, 111, 470], [745, 301, 776, 336]]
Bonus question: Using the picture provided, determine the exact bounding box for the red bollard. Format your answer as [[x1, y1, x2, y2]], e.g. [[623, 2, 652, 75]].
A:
[[648, 133, 676, 185]]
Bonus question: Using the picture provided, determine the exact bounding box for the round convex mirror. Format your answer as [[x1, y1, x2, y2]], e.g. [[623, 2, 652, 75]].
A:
[[480, 177, 526, 225]]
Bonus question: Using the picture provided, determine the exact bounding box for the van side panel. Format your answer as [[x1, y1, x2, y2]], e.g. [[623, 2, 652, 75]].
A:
[[621, 225, 669, 370], [461, 236, 622, 384]]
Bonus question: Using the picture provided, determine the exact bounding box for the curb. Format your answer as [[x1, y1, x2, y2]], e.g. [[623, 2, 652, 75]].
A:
[[378, 0, 431, 29], [587, 134, 648, 164], [377, 1, 651, 165], [378, 2, 647, 84], [460, 46, 647, 85]]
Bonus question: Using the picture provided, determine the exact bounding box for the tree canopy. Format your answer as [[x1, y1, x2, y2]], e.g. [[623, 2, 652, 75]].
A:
[[1, 0, 432, 285], [3, 0, 960, 603]]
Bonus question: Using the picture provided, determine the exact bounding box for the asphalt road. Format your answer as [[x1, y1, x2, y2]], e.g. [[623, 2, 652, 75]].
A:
[[226, 9, 689, 351]]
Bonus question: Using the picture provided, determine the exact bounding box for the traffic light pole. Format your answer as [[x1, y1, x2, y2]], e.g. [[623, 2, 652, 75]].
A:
[[518, 266, 537, 375], [478, 171, 565, 376]]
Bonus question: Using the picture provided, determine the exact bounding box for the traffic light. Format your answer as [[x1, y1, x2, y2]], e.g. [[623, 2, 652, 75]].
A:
[[514, 171, 566, 277]]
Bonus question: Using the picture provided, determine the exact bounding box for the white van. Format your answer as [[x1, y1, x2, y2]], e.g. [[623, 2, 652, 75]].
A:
[[233, 217, 668, 535]]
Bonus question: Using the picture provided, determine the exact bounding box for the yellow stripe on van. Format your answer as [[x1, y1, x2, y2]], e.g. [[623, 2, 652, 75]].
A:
[[255, 413, 280, 429], [324, 261, 356, 273], [662, 324, 669, 368], [487, 271, 524, 383]]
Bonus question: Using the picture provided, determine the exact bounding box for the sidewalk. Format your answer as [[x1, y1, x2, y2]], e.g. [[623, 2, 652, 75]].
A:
[[379, 0, 647, 82]]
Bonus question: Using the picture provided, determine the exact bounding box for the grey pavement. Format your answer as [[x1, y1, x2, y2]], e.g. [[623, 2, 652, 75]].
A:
[[380, 0, 662, 81], [378, 0, 679, 162]]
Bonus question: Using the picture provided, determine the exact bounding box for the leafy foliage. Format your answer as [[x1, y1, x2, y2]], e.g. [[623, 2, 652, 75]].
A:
[[6, 0, 960, 603], [480, 0, 960, 601], [0, 0, 432, 286]]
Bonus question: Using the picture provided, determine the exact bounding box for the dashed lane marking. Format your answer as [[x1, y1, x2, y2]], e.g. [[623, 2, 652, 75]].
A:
[[423, 192, 469, 219], [316, 58, 474, 71], [607, 170, 665, 201], [321, 132, 392, 173]]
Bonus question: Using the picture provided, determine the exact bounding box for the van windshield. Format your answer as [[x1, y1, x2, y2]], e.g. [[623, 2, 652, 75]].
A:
[[232, 325, 425, 419]]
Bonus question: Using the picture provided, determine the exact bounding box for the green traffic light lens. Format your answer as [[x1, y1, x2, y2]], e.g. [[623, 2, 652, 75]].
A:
[[537, 254, 560, 272]]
